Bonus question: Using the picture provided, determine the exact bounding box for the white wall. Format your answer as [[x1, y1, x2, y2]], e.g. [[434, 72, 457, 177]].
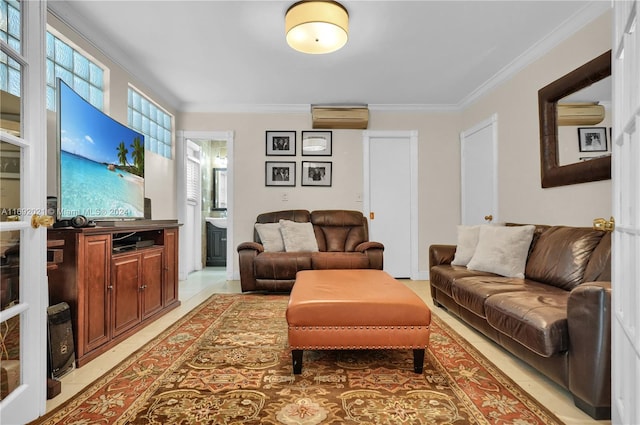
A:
[[461, 11, 612, 227], [46, 13, 178, 220], [177, 111, 461, 277]]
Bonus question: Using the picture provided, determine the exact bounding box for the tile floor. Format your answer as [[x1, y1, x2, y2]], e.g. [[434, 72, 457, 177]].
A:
[[45, 268, 610, 424]]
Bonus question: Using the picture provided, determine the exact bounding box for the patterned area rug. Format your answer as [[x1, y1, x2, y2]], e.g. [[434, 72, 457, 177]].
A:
[[31, 294, 563, 424]]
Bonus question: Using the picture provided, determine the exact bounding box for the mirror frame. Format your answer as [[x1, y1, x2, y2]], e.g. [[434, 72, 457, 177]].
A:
[[538, 50, 611, 188], [212, 167, 227, 211]]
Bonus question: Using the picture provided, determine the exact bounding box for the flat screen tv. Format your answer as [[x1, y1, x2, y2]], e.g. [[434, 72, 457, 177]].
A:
[[57, 79, 145, 220]]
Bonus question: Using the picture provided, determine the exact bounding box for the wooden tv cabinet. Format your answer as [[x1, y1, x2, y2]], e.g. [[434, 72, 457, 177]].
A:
[[47, 222, 180, 367]]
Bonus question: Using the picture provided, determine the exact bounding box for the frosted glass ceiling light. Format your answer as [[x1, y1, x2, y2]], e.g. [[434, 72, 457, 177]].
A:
[[285, 0, 349, 54]]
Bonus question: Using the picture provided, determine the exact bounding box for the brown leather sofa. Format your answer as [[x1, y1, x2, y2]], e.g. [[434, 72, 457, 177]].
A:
[[429, 224, 611, 420], [237, 209, 384, 292]]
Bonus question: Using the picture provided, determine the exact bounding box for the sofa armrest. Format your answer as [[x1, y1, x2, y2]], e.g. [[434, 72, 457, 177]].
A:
[[567, 281, 611, 413], [237, 241, 264, 253], [429, 244, 456, 268], [237, 242, 265, 292], [355, 241, 384, 270]]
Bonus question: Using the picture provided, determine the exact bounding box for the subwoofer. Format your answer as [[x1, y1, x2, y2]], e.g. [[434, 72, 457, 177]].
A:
[[47, 302, 75, 379]]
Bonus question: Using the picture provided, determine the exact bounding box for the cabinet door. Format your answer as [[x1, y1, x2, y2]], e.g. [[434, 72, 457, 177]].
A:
[[142, 248, 163, 319], [83, 235, 111, 353], [163, 228, 179, 306], [112, 253, 142, 337]]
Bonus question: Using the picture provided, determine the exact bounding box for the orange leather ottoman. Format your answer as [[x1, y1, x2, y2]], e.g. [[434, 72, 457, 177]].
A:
[[286, 269, 431, 374]]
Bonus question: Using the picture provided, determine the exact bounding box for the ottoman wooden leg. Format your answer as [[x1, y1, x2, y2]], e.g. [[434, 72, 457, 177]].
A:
[[413, 349, 425, 373], [292, 349, 303, 374]]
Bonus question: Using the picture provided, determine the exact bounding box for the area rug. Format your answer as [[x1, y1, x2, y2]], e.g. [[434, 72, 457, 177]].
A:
[[31, 294, 564, 424]]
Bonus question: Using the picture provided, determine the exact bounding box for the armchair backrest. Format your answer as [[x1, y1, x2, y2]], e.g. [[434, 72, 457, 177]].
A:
[[253, 210, 310, 243], [311, 210, 368, 252]]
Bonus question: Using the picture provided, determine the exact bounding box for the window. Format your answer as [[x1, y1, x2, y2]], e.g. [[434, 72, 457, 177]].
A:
[[128, 87, 173, 159], [0, 0, 21, 97], [45, 32, 104, 111]]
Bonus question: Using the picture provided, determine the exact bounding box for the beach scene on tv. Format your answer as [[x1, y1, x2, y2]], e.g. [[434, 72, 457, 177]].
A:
[[59, 81, 145, 219]]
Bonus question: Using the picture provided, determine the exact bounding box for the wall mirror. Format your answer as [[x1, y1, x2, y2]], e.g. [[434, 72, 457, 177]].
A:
[[538, 50, 611, 188], [212, 168, 227, 210]]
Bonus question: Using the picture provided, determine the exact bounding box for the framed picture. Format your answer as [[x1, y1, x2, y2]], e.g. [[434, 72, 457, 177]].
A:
[[266, 131, 296, 156], [302, 131, 332, 156], [578, 127, 607, 152], [301, 161, 332, 187], [0, 151, 20, 179], [265, 161, 296, 186]]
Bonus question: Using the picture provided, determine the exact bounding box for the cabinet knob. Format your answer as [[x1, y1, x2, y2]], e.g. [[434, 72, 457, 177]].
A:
[[107, 285, 113, 290]]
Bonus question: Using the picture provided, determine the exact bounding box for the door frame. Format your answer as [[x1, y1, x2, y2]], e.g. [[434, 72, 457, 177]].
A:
[[363, 130, 419, 279], [460, 114, 499, 225], [0, 0, 49, 422], [176, 130, 234, 281]]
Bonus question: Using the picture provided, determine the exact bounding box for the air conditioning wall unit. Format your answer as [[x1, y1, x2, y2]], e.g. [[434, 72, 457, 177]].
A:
[[557, 102, 605, 126], [311, 105, 369, 129]]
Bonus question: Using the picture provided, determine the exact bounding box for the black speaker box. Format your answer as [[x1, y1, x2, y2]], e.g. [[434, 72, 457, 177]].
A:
[[144, 197, 152, 219], [47, 302, 75, 379]]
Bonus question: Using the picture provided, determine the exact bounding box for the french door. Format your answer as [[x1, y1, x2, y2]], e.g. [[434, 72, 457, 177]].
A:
[[0, 1, 49, 423], [612, 1, 640, 423]]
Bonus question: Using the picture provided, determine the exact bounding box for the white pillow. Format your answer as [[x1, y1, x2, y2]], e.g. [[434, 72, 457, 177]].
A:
[[467, 225, 535, 278], [255, 223, 285, 252], [279, 219, 319, 252], [451, 225, 481, 266]]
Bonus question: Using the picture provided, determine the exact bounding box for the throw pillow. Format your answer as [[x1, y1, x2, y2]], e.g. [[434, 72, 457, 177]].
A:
[[451, 225, 481, 266], [467, 224, 535, 278], [255, 223, 285, 252], [279, 219, 319, 252]]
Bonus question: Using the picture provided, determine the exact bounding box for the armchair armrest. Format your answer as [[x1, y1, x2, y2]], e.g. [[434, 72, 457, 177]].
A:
[[567, 281, 611, 415], [355, 241, 384, 270], [429, 244, 456, 268]]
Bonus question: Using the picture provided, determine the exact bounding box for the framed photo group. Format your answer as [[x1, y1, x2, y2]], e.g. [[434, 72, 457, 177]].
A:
[[265, 130, 333, 187]]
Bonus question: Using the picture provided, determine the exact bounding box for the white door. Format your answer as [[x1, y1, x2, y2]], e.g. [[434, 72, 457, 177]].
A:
[[460, 114, 498, 225], [612, 2, 640, 423], [0, 1, 49, 423], [364, 131, 418, 279]]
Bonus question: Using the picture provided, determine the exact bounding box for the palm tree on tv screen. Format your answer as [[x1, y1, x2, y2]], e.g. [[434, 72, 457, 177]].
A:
[[131, 136, 144, 176], [117, 142, 129, 167]]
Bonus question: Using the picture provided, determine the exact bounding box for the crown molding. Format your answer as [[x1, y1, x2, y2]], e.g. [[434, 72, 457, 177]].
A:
[[457, 1, 611, 110]]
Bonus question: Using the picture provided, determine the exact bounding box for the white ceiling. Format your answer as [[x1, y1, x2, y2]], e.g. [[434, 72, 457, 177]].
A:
[[47, 1, 610, 113]]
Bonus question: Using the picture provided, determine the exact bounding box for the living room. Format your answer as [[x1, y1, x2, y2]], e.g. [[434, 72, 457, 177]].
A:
[[2, 0, 631, 423]]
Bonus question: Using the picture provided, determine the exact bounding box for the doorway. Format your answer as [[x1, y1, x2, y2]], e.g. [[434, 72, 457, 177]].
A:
[[460, 114, 498, 225], [363, 131, 419, 279], [177, 131, 234, 281]]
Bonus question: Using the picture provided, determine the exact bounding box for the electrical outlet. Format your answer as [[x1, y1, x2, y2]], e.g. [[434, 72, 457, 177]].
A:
[[282, 192, 289, 202]]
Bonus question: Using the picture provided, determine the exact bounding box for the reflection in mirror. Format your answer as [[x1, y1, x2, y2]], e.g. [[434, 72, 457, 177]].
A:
[[213, 168, 227, 210], [557, 76, 611, 165], [538, 50, 611, 188]]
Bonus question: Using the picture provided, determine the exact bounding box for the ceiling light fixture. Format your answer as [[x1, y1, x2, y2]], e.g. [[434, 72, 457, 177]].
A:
[[285, 0, 349, 54]]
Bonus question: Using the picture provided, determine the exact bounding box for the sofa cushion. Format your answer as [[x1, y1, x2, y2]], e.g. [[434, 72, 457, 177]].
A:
[[311, 252, 370, 269], [525, 226, 605, 290], [254, 223, 285, 252], [311, 210, 367, 251], [451, 225, 481, 266], [253, 252, 312, 280], [484, 290, 570, 357], [429, 265, 496, 298], [467, 225, 535, 278], [279, 220, 319, 252], [451, 276, 534, 317]]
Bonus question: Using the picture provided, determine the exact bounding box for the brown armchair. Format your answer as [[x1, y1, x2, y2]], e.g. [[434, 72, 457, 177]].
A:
[[237, 209, 384, 292]]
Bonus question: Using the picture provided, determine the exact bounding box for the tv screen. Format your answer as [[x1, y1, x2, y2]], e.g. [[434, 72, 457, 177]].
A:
[[57, 79, 145, 220]]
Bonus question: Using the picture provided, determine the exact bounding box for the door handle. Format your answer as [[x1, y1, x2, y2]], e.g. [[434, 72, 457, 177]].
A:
[[370, 212, 375, 220], [593, 216, 615, 232], [32, 214, 54, 229]]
